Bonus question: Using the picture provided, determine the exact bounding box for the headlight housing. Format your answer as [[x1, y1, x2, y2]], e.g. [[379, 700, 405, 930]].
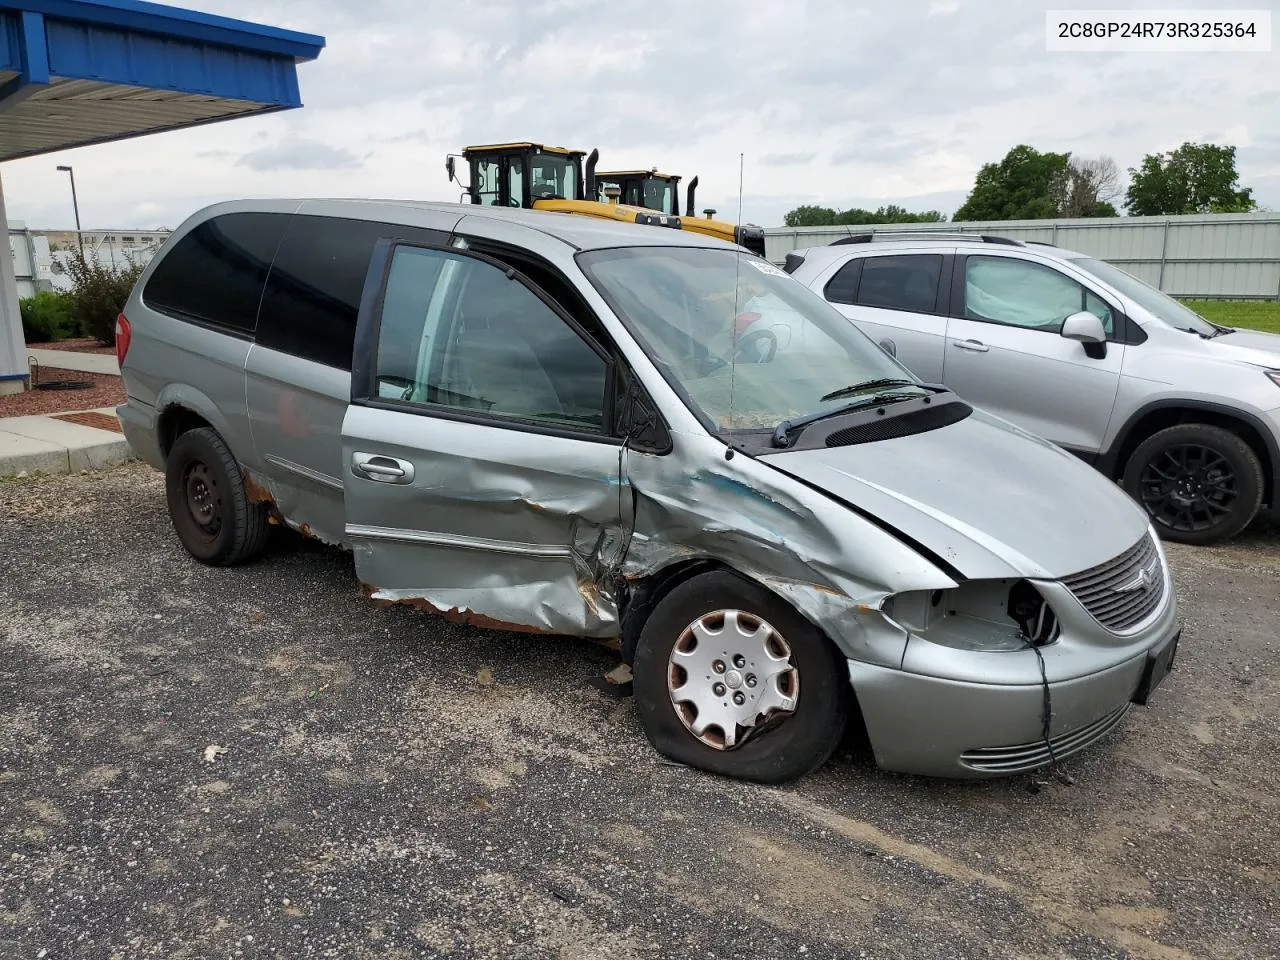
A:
[[882, 579, 1059, 652], [1265, 370, 1280, 388]]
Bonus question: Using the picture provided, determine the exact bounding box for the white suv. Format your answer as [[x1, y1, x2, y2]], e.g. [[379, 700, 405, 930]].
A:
[[784, 233, 1280, 544]]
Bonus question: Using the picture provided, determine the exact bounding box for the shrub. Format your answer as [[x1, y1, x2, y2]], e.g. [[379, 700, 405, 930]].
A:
[[64, 252, 145, 345], [20, 289, 78, 342]]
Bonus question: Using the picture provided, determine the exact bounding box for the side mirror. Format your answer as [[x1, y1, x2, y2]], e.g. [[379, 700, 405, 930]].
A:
[[879, 338, 897, 358], [445, 156, 457, 183], [1061, 311, 1106, 344]]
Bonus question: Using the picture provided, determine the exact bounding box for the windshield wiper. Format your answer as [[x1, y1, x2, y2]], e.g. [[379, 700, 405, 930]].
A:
[[820, 378, 920, 403], [771, 390, 940, 448]]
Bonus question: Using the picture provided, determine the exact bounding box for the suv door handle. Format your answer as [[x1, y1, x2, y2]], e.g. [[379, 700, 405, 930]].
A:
[[952, 339, 989, 353], [352, 452, 415, 484]]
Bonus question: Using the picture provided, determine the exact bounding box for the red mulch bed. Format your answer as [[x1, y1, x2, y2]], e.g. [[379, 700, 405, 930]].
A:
[[52, 411, 123, 433], [0, 367, 125, 418], [26, 338, 116, 355]]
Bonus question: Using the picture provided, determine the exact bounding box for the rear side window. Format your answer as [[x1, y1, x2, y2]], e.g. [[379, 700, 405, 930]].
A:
[[256, 216, 443, 370], [855, 254, 943, 313], [143, 212, 288, 334], [823, 259, 862, 304]]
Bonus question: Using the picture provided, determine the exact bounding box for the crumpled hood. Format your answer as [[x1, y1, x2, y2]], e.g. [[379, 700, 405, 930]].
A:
[[762, 410, 1149, 581], [1204, 329, 1280, 368]]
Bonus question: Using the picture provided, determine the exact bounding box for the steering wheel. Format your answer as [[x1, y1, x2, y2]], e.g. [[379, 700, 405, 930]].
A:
[[733, 328, 778, 363]]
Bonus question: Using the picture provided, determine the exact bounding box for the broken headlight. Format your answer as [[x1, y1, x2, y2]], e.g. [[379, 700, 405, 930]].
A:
[[882, 579, 1059, 652]]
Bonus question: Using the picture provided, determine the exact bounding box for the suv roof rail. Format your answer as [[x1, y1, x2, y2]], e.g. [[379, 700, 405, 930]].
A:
[[1024, 240, 1057, 247], [828, 231, 1025, 247]]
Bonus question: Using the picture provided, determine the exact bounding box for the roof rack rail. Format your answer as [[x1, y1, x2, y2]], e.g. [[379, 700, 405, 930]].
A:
[[828, 231, 1025, 247], [1024, 240, 1057, 247]]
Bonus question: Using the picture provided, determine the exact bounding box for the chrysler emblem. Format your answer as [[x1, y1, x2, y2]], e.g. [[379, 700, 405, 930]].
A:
[[1115, 557, 1159, 594]]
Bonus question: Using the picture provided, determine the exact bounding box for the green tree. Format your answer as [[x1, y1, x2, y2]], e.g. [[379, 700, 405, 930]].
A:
[[1124, 142, 1256, 216], [783, 205, 839, 227], [783, 203, 946, 227], [953, 145, 1071, 221]]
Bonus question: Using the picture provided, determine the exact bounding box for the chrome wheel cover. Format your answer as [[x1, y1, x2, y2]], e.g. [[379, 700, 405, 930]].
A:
[[667, 609, 799, 750]]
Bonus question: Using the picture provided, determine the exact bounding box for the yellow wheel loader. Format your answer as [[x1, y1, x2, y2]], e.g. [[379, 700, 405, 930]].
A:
[[446, 143, 764, 256], [595, 168, 764, 256]]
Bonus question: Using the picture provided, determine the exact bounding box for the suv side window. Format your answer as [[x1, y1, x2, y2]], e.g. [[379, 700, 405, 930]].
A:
[[374, 245, 609, 435], [963, 256, 1114, 335], [855, 254, 943, 313], [142, 212, 288, 334], [823, 259, 862, 305], [257, 216, 441, 371]]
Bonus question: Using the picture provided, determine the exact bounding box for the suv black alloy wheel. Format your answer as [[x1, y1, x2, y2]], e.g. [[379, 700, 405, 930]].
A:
[[1122, 423, 1264, 545]]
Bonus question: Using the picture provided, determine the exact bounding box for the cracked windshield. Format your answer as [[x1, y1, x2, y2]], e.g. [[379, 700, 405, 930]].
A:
[[578, 246, 916, 431]]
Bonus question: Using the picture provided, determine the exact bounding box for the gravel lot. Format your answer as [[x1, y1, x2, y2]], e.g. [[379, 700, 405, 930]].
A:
[[2, 463, 1277, 960]]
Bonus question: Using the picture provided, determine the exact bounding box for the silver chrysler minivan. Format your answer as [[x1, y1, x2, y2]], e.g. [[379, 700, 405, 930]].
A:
[[117, 200, 1180, 782]]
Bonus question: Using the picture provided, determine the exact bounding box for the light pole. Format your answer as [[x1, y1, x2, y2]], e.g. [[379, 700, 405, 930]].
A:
[[55, 164, 83, 255]]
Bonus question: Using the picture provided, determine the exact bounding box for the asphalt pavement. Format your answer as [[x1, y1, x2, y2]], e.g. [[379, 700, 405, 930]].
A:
[[2, 463, 1277, 960]]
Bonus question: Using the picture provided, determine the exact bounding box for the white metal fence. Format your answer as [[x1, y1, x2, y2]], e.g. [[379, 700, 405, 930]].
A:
[[764, 212, 1280, 301]]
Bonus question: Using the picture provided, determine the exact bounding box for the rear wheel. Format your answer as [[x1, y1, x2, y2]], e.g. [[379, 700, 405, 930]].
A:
[[1122, 423, 1263, 545], [165, 427, 271, 565], [632, 571, 848, 783]]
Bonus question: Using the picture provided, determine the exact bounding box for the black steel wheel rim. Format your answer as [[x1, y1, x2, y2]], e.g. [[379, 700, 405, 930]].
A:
[[182, 461, 223, 541], [1138, 443, 1238, 533]]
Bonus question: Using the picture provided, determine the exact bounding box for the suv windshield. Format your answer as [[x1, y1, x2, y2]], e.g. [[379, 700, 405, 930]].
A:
[[578, 246, 917, 432], [1071, 256, 1221, 338]]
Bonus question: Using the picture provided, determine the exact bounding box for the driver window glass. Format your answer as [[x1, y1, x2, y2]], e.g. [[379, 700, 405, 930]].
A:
[[374, 245, 608, 434], [964, 256, 1114, 335], [474, 159, 500, 206]]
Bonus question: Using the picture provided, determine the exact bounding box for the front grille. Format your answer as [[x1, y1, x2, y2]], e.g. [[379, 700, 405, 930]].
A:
[[824, 401, 971, 447], [960, 704, 1130, 773], [1062, 534, 1166, 632]]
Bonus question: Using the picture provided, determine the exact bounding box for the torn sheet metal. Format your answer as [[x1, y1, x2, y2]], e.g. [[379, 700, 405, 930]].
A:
[[242, 468, 345, 547], [612, 431, 955, 665], [340, 411, 957, 654]]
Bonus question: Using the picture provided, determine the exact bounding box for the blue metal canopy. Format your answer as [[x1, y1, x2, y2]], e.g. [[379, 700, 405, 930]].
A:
[[0, 0, 326, 160]]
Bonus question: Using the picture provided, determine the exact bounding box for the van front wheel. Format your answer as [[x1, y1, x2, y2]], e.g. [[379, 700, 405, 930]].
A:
[[165, 427, 270, 566], [632, 571, 848, 783]]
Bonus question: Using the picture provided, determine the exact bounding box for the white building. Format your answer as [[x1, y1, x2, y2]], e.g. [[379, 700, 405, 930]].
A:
[[34, 229, 170, 293]]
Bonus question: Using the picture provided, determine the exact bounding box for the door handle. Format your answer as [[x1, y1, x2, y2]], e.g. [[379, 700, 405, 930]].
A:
[[352, 452, 415, 484], [952, 339, 989, 353]]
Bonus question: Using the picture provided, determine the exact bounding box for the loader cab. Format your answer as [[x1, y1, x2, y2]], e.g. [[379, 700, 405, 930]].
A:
[[454, 143, 586, 208], [596, 170, 682, 217]]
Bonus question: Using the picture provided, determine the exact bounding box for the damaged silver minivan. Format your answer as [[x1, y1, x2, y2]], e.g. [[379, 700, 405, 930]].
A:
[[117, 200, 1181, 782]]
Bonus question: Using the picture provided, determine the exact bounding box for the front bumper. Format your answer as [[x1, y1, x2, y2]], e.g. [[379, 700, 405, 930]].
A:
[[847, 589, 1180, 779], [849, 651, 1157, 778]]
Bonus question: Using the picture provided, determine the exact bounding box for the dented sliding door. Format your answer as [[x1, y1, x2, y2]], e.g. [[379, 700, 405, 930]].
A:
[[341, 240, 628, 636]]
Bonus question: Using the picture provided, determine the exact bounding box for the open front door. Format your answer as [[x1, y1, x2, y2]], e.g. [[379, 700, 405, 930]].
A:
[[341, 239, 629, 637]]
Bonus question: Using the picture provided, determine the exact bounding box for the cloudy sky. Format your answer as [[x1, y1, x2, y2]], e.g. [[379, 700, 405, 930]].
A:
[[3, 0, 1277, 230]]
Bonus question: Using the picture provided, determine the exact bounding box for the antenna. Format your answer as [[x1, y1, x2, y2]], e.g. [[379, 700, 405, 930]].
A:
[[737, 152, 745, 226]]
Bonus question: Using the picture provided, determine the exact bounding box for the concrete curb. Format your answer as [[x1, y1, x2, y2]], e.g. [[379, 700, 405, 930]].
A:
[[0, 407, 133, 478], [25, 348, 121, 376]]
